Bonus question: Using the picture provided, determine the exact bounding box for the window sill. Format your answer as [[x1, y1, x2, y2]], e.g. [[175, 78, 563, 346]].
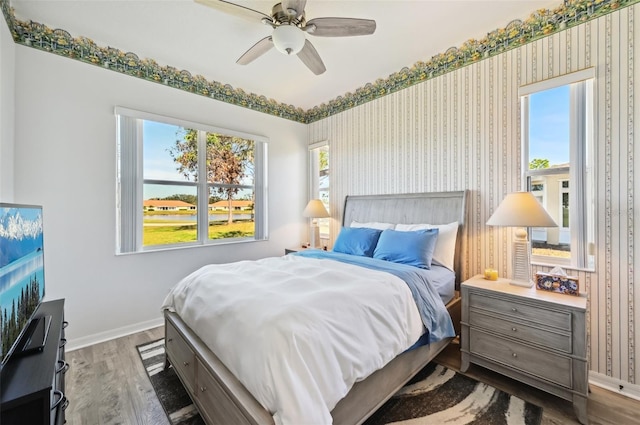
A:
[[531, 257, 595, 273], [116, 237, 266, 256]]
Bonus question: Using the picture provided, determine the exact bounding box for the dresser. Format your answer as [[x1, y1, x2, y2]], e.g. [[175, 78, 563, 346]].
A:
[[460, 276, 588, 424], [1, 299, 68, 425]]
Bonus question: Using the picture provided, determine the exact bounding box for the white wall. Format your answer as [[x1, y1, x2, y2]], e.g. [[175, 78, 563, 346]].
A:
[[0, 14, 15, 200], [13, 46, 308, 349]]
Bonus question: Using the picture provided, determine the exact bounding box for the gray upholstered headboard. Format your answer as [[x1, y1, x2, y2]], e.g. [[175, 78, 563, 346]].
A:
[[342, 191, 467, 287]]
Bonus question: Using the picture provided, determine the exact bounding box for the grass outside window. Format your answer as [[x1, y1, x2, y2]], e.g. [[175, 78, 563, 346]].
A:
[[143, 219, 255, 246]]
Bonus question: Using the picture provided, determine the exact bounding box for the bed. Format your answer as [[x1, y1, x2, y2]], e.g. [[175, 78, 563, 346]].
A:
[[162, 190, 467, 425]]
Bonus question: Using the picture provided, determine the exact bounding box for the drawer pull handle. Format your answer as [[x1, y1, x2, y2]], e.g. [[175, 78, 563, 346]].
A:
[[62, 321, 69, 329], [200, 386, 207, 392], [51, 390, 66, 410], [511, 327, 517, 332], [59, 338, 67, 348], [183, 361, 189, 367], [167, 338, 173, 343], [512, 352, 518, 358], [56, 360, 70, 374], [511, 308, 518, 312]]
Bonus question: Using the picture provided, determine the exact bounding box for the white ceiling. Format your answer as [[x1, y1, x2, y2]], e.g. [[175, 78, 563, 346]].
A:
[[11, 0, 560, 110]]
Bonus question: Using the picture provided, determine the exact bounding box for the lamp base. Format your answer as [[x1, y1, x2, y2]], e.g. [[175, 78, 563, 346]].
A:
[[309, 223, 321, 249], [512, 238, 531, 283], [509, 279, 534, 288]]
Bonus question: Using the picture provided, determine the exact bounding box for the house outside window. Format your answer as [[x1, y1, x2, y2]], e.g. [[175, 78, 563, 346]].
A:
[[520, 69, 595, 270], [116, 107, 268, 253], [309, 142, 329, 239], [530, 181, 547, 244]]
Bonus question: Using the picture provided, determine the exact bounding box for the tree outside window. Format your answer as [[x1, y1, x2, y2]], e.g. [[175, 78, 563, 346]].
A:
[[169, 130, 254, 227]]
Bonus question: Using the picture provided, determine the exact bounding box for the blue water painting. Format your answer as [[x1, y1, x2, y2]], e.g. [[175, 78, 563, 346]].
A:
[[0, 251, 45, 312], [0, 205, 45, 360]]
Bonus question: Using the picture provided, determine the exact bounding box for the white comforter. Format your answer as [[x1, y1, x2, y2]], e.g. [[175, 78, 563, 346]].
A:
[[161, 254, 424, 425]]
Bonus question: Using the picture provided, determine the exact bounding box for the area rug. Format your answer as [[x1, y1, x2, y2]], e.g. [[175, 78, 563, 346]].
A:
[[137, 339, 542, 425]]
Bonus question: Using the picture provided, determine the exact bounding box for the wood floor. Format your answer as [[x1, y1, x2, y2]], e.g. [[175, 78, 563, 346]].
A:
[[64, 327, 640, 425], [65, 326, 169, 425], [435, 341, 640, 425]]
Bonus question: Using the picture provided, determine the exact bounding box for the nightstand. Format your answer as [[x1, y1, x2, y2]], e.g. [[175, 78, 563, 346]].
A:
[[460, 275, 588, 424], [285, 246, 307, 255]]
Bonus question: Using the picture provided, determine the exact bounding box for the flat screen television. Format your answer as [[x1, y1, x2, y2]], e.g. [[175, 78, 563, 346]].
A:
[[0, 203, 46, 367]]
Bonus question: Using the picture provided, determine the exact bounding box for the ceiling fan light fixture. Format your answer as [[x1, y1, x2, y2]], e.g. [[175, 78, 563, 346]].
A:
[[272, 24, 305, 55]]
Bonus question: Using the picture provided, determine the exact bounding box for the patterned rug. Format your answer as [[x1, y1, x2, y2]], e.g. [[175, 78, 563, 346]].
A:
[[137, 339, 542, 425]]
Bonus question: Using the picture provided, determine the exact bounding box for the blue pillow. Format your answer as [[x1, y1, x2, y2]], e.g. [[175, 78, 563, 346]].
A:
[[333, 227, 382, 257], [373, 228, 439, 269]]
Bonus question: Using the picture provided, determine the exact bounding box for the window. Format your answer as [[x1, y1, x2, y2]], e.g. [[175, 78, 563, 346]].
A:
[[309, 142, 329, 239], [520, 69, 595, 270], [116, 108, 267, 253]]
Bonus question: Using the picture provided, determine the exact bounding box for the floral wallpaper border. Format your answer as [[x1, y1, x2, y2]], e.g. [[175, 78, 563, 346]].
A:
[[1, 0, 636, 124]]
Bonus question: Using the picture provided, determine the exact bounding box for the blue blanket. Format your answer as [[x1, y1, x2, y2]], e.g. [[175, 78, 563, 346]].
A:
[[293, 250, 455, 344]]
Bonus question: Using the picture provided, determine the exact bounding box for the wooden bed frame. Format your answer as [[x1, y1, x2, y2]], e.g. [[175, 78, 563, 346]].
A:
[[164, 190, 467, 425]]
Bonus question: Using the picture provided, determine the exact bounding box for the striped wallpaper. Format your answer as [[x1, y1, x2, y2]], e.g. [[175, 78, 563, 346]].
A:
[[308, 4, 640, 390]]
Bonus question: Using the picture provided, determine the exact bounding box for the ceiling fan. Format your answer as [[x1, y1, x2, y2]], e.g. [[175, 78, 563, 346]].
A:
[[195, 0, 376, 75]]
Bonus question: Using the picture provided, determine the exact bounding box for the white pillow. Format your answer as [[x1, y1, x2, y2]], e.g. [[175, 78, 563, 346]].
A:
[[350, 221, 396, 230], [395, 221, 459, 271]]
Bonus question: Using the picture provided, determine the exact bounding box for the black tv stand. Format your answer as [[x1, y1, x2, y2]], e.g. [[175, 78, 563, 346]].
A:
[[1, 299, 68, 425], [16, 314, 52, 356]]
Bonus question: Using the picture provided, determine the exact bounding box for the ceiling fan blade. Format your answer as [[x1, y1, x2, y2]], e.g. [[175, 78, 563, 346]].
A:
[[237, 37, 274, 65], [306, 17, 376, 37], [194, 0, 271, 22], [281, 0, 307, 18], [297, 40, 326, 75]]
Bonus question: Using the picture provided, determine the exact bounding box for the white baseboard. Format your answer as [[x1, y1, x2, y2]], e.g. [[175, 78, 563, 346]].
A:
[[66, 317, 164, 352], [589, 371, 640, 401]]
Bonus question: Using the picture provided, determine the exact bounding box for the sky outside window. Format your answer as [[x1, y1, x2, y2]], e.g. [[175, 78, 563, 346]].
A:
[[143, 121, 197, 201], [529, 85, 570, 166], [143, 121, 193, 182]]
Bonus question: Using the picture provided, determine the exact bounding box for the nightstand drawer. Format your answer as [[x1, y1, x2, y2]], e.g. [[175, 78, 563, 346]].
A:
[[470, 329, 572, 388], [469, 293, 571, 331], [469, 310, 572, 353]]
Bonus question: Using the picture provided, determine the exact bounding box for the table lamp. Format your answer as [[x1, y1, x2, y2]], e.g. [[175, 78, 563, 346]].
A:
[[486, 192, 557, 287], [303, 199, 329, 248]]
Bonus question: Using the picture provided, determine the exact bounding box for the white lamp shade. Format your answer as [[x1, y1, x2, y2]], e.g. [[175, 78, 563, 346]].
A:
[[487, 192, 557, 228], [302, 199, 329, 218], [272, 25, 305, 55]]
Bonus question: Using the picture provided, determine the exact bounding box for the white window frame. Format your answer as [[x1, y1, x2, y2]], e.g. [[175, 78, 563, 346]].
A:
[[115, 107, 268, 254], [309, 141, 329, 239], [520, 68, 595, 270]]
